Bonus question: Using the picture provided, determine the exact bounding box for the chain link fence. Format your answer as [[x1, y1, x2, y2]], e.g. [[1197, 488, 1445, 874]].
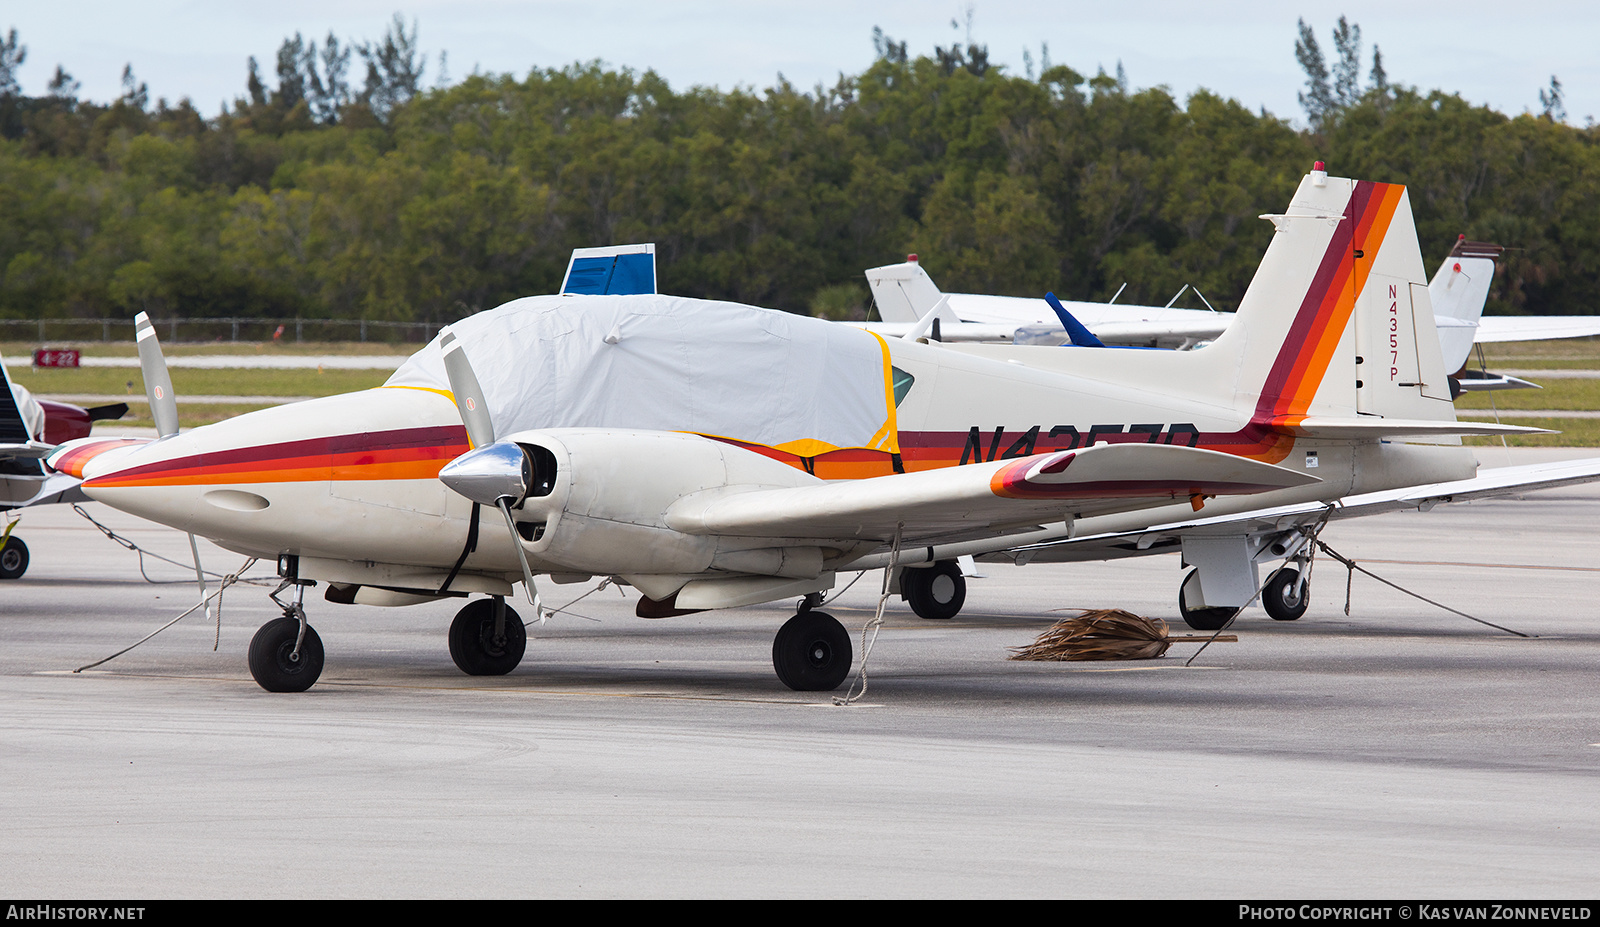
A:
[[0, 317, 447, 344]]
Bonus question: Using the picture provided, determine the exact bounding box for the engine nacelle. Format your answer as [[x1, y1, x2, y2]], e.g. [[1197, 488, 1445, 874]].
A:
[[499, 428, 821, 577]]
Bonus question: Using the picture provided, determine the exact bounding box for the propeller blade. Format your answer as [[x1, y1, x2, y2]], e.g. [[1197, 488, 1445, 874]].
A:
[[496, 498, 542, 609], [133, 312, 179, 438], [435, 329, 542, 610], [439, 327, 495, 448], [188, 531, 212, 625]]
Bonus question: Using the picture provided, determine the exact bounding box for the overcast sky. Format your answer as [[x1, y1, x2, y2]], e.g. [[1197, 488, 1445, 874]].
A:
[[6, 2, 1597, 130]]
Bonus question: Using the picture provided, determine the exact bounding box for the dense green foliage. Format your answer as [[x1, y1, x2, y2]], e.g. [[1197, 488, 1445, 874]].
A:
[[2, 27, 1598, 326]]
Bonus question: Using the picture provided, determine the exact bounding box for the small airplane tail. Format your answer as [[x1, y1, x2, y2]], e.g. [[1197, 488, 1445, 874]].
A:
[[865, 257, 962, 325], [1429, 237, 1502, 373], [1206, 164, 1460, 438], [0, 352, 45, 449], [560, 244, 657, 296]]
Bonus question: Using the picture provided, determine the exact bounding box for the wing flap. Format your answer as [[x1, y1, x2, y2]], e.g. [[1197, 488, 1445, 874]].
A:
[[666, 443, 1320, 542]]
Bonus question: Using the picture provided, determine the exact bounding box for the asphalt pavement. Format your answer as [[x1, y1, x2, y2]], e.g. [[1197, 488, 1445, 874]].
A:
[[2, 448, 1598, 898]]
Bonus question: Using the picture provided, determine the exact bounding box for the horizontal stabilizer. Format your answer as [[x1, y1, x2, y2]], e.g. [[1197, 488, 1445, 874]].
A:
[[0, 441, 54, 459], [1454, 371, 1541, 392], [1270, 416, 1550, 439], [85, 403, 130, 423], [1044, 292, 1106, 347], [667, 442, 1319, 543]]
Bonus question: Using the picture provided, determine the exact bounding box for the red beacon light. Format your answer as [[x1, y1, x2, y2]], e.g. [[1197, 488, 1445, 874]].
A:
[[1311, 160, 1328, 187], [907, 254, 918, 263]]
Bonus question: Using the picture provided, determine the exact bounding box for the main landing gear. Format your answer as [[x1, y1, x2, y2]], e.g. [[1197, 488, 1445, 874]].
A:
[[249, 583, 324, 692], [772, 607, 853, 691], [902, 560, 966, 620], [1178, 568, 1241, 632], [448, 597, 527, 676], [1177, 564, 1312, 630], [1261, 567, 1310, 622]]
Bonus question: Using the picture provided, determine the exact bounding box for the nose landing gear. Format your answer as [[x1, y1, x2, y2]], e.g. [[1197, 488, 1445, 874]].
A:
[[249, 583, 324, 692]]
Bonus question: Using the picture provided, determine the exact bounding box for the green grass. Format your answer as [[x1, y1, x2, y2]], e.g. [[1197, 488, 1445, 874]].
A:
[[2, 340, 416, 358], [9, 337, 1600, 440], [1453, 377, 1600, 411], [1473, 337, 1600, 369], [9, 366, 391, 398], [109, 403, 288, 430], [1461, 418, 1600, 447]]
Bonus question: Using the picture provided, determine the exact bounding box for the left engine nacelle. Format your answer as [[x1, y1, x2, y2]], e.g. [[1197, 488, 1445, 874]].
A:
[[489, 428, 820, 576]]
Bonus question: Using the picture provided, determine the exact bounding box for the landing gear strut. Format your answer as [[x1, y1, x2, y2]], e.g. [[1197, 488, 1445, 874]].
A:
[[772, 610, 852, 691], [448, 597, 527, 676], [249, 584, 324, 692], [1178, 568, 1241, 631], [902, 560, 965, 620]]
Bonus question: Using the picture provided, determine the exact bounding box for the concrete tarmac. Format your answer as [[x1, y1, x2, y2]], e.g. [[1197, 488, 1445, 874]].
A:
[[3, 451, 1599, 898]]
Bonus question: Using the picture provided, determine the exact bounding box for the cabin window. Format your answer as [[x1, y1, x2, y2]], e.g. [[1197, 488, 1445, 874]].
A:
[[891, 367, 915, 407]]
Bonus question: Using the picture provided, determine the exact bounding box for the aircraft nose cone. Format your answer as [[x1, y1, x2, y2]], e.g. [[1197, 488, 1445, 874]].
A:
[[439, 442, 531, 506]]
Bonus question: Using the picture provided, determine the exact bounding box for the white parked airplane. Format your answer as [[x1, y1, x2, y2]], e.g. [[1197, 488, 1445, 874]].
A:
[[45, 166, 1600, 694], [861, 228, 1600, 392], [1, 354, 127, 579]]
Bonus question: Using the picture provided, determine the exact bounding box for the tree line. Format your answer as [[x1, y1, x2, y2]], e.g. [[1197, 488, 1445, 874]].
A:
[[0, 16, 1596, 331]]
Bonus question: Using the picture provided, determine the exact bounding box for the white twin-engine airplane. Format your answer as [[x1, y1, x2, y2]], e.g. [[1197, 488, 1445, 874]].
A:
[[46, 166, 1600, 694], [863, 216, 1600, 392]]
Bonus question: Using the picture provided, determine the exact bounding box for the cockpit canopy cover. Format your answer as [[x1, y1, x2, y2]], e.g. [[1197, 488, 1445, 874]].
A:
[[387, 294, 900, 457]]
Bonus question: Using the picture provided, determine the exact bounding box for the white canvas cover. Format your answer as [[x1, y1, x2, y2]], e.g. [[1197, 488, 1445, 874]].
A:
[[387, 294, 900, 456]]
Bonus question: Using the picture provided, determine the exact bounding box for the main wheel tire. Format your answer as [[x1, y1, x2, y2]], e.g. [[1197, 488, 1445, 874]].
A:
[[448, 599, 527, 676], [772, 610, 853, 691], [904, 560, 966, 620], [1261, 567, 1309, 621], [0, 536, 28, 580], [1179, 568, 1241, 631], [248, 616, 325, 693]]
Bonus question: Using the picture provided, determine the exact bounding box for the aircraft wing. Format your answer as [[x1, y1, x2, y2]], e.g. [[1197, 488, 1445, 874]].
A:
[[1474, 317, 1600, 343], [1, 471, 87, 508], [847, 321, 1039, 343], [992, 456, 1600, 565], [666, 442, 1321, 544]]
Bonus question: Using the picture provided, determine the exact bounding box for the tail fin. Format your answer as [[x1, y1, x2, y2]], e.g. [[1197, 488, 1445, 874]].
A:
[[561, 244, 657, 296], [1209, 166, 1457, 433], [1428, 237, 1501, 373], [0, 353, 30, 445], [865, 257, 962, 325], [0, 351, 49, 457]]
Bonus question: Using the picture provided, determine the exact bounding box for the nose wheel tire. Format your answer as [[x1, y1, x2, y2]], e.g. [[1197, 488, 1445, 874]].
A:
[[772, 610, 853, 691], [248, 616, 325, 692], [448, 599, 527, 676], [1178, 568, 1241, 631], [0, 536, 28, 580], [903, 560, 966, 620], [1261, 567, 1309, 621]]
